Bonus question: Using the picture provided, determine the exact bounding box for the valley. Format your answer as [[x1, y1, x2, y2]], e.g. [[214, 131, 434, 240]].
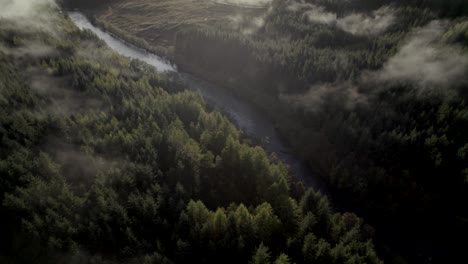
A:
[[1, 0, 467, 263], [73, 1, 468, 263]]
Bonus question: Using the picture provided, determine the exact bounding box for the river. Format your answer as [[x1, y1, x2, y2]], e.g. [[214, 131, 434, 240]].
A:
[[67, 11, 328, 194]]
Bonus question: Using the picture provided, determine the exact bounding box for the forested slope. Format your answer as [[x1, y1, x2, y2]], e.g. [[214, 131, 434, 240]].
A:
[[0, 2, 380, 264], [171, 0, 468, 262]]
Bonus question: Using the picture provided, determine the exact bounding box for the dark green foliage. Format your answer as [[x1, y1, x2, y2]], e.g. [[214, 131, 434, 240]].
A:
[[171, 0, 468, 262], [0, 11, 380, 264]]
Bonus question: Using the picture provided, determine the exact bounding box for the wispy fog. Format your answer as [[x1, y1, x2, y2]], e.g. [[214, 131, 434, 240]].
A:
[[372, 20, 468, 87], [337, 6, 395, 36], [283, 19, 468, 112], [0, 1, 105, 117], [0, 0, 56, 18], [0, 0, 60, 36], [287, 2, 337, 24], [229, 6, 272, 35], [287, 1, 395, 36]]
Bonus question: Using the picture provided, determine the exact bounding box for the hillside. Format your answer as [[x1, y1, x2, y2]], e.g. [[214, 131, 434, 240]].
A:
[[65, 0, 266, 57], [78, 0, 468, 263], [0, 1, 380, 263]]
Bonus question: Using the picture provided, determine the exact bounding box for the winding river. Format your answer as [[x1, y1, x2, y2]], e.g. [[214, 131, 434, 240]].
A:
[[68, 11, 327, 194]]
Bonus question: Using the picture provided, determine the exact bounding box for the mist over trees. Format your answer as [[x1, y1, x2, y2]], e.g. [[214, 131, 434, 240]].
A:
[[171, 0, 468, 262], [0, 2, 381, 264], [1, 0, 467, 263]]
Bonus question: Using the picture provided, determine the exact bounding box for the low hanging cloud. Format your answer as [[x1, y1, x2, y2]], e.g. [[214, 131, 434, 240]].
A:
[[0, 1, 106, 117], [370, 20, 468, 87], [1, 1, 116, 190], [0, 0, 57, 18], [229, 6, 273, 35], [0, 0, 60, 36], [0, 0, 62, 58], [283, 20, 468, 112], [305, 8, 337, 25], [287, 1, 337, 25], [229, 14, 262, 34], [287, 1, 395, 36], [337, 6, 395, 36]]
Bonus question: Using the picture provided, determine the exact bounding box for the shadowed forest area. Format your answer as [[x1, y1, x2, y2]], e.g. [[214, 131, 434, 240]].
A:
[[171, 1, 468, 261]]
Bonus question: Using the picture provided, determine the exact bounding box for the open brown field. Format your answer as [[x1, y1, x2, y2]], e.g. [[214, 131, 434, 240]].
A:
[[95, 0, 266, 51]]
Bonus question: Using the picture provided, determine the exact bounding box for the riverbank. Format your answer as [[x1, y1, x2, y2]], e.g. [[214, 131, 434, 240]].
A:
[[67, 11, 332, 193], [69, 5, 329, 185]]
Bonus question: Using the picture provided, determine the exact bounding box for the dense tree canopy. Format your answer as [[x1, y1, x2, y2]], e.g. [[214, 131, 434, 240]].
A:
[[170, 0, 468, 262], [0, 8, 380, 264]]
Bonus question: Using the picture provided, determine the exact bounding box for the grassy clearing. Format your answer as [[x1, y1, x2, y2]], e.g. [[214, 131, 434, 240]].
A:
[[96, 0, 264, 50]]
